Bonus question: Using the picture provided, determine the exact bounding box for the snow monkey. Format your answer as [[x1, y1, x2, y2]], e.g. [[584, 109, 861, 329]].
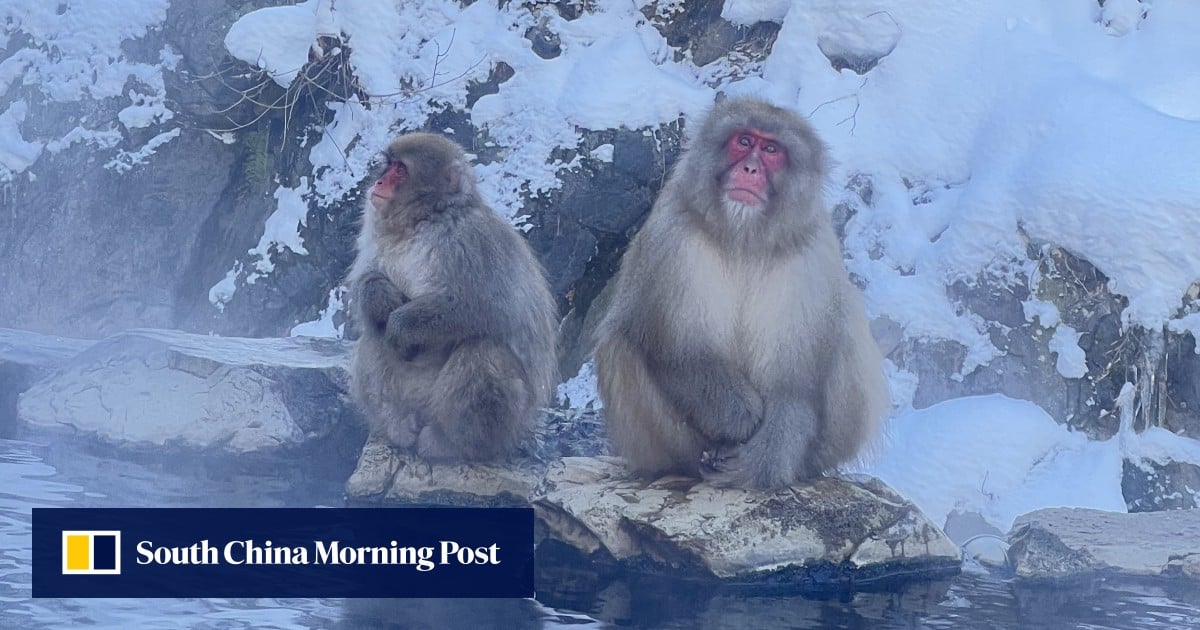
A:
[[594, 98, 887, 489], [347, 132, 557, 462]]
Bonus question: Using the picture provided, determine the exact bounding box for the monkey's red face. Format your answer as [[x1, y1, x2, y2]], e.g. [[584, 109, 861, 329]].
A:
[[370, 159, 408, 210], [723, 129, 787, 206]]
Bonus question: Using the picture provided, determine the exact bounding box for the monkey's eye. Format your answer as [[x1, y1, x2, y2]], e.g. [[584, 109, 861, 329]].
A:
[[737, 135, 753, 148], [762, 142, 779, 154]]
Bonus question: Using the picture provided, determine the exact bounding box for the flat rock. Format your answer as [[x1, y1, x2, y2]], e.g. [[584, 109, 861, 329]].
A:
[[1, 328, 95, 427], [0, 328, 95, 368], [1009, 507, 1200, 580], [532, 456, 961, 584], [346, 440, 539, 507], [17, 328, 355, 454]]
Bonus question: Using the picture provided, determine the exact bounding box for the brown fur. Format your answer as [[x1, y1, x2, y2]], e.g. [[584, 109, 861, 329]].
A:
[[594, 99, 888, 488]]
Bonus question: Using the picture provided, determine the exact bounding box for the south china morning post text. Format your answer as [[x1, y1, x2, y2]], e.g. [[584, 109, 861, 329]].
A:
[[32, 508, 533, 598], [134, 538, 499, 571]]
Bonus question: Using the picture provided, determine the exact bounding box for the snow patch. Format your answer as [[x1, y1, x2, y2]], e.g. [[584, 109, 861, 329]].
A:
[[721, 0, 790, 26], [248, 177, 312, 279], [0, 101, 44, 179], [867, 395, 1127, 533], [557, 362, 601, 409], [290, 288, 346, 339], [1022, 298, 1060, 328], [208, 262, 243, 312], [590, 143, 614, 163], [1, 0, 174, 177], [104, 128, 181, 173], [223, 0, 327, 88], [1048, 325, 1088, 379]]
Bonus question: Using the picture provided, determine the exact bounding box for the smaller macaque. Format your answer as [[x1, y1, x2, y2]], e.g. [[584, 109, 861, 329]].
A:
[[347, 132, 557, 462]]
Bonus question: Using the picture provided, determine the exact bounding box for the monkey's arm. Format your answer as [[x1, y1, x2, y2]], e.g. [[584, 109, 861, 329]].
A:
[[384, 293, 479, 359], [352, 271, 408, 333], [642, 337, 764, 445]]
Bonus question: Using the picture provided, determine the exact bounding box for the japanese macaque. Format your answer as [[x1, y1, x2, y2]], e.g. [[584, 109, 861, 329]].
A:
[[347, 132, 557, 462], [594, 98, 887, 489]]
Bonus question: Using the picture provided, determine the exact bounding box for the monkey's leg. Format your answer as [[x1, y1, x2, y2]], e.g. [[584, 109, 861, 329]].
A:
[[417, 340, 533, 462], [703, 395, 821, 489], [353, 270, 408, 333], [809, 342, 885, 474], [644, 345, 764, 446], [350, 344, 424, 449], [595, 337, 708, 478]]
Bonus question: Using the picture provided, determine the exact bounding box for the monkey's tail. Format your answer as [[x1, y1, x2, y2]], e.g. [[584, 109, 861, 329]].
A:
[[427, 340, 533, 461]]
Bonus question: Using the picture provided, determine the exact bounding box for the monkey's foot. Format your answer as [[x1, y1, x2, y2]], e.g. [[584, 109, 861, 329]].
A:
[[378, 413, 420, 450], [416, 425, 465, 463], [346, 438, 401, 497]]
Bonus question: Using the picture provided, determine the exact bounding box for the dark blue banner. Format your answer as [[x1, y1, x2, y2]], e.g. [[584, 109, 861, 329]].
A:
[[34, 508, 534, 598]]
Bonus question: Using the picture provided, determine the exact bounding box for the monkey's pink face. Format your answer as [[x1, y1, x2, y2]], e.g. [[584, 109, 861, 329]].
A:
[[723, 129, 788, 206], [370, 159, 408, 211]]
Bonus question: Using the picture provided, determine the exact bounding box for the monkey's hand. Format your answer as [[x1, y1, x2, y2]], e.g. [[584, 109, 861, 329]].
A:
[[687, 377, 764, 445], [357, 271, 408, 333], [648, 348, 765, 445], [384, 308, 427, 361], [700, 446, 751, 489], [716, 385, 765, 444], [384, 295, 465, 361]]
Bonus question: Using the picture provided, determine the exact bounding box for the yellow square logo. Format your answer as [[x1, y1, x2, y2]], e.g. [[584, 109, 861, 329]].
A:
[[61, 531, 121, 575]]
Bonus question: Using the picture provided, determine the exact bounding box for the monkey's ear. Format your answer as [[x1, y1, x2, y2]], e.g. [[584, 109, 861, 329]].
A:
[[445, 163, 462, 194]]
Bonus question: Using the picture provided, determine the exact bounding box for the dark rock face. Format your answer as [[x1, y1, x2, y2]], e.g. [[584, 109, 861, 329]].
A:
[[1164, 322, 1200, 439], [1123, 460, 1200, 511], [890, 243, 1200, 511], [0, 0, 324, 338], [646, 0, 781, 68], [2, 130, 238, 336], [898, 246, 1131, 440], [525, 126, 685, 377]]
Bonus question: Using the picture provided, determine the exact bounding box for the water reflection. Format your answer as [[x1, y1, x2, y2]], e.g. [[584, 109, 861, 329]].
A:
[[0, 435, 353, 629], [536, 564, 955, 628], [2, 435, 1199, 629]]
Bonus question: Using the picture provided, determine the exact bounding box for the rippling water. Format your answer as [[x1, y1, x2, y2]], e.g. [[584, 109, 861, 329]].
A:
[[3, 435, 1198, 629]]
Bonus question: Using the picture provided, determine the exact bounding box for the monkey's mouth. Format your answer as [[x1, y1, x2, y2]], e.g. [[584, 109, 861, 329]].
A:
[[725, 187, 766, 205]]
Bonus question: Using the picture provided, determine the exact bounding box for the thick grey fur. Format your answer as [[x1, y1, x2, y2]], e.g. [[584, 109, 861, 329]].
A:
[[347, 133, 557, 462], [594, 98, 888, 489]]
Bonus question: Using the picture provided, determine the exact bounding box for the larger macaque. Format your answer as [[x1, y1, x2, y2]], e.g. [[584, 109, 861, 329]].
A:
[[347, 133, 557, 462], [595, 98, 887, 489]]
